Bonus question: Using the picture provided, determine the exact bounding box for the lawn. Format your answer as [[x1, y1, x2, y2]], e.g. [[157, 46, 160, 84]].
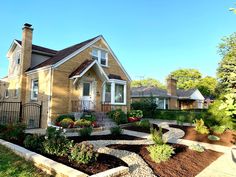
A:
[[0, 144, 50, 177]]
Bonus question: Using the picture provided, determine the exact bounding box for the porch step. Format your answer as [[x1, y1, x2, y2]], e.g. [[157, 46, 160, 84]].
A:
[[94, 112, 117, 129]]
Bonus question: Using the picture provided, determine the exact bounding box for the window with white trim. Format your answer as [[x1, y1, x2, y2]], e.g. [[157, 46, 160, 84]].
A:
[[92, 48, 108, 66], [5, 89, 9, 98], [13, 83, 19, 98], [103, 80, 126, 104], [31, 79, 38, 100]]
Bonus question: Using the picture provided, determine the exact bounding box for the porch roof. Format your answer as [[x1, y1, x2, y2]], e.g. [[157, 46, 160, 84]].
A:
[[69, 59, 109, 81]]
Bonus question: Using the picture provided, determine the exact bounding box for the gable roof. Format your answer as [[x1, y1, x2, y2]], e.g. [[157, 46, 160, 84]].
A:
[[69, 59, 94, 78], [29, 36, 99, 71], [15, 40, 58, 55], [131, 86, 199, 100]]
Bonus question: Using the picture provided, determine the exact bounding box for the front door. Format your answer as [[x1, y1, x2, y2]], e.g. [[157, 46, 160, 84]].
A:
[[82, 82, 94, 110]]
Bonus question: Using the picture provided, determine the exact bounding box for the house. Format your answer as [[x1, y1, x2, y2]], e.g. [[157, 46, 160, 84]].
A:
[[131, 77, 205, 110], [1, 23, 131, 128]]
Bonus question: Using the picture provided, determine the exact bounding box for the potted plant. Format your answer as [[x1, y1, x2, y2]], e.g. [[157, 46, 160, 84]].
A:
[[128, 110, 143, 122]]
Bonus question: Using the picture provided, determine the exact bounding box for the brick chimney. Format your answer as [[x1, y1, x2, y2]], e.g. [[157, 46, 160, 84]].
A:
[[167, 76, 178, 109], [20, 23, 33, 104], [167, 76, 177, 96], [21, 23, 33, 73]]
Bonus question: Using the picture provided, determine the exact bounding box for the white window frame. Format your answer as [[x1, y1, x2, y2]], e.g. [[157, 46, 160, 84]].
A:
[[16, 51, 21, 65], [31, 79, 38, 101], [13, 83, 19, 98], [5, 89, 9, 98], [103, 79, 126, 105], [91, 48, 108, 67]]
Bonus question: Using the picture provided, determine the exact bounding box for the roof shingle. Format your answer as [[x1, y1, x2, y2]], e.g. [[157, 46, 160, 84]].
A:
[[69, 60, 94, 78]]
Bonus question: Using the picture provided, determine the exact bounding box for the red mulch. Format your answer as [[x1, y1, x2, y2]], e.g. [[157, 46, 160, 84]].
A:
[[69, 134, 144, 144], [123, 124, 169, 134], [170, 125, 236, 147], [108, 144, 222, 177]]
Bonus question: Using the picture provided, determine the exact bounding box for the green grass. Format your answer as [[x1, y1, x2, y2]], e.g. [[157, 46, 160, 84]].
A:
[[0, 144, 50, 177]]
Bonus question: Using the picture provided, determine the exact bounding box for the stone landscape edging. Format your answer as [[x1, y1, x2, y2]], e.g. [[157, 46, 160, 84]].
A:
[[0, 139, 129, 177]]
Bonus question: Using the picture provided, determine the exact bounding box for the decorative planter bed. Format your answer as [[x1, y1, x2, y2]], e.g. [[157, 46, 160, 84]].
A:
[[108, 143, 223, 177], [170, 125, 236, 147], [0, 139, 129, 177]]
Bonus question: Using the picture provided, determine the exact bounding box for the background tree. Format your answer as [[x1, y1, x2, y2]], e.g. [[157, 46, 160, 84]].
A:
[[217, 33, 236, 94], [197, 76, 217, 98], [131, 77, 166, 89], [168, 68, 202, 89]]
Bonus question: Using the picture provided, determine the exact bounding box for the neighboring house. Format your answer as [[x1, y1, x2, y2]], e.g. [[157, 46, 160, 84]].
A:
[[1, 23, 131, 128], [131, 77, 205, 110]]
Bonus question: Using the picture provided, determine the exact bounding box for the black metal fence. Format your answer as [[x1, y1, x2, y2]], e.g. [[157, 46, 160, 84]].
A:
[[0, 101, 42, 129]]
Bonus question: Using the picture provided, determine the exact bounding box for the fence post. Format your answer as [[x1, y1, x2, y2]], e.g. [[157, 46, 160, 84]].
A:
[[19, 102, 23, 123], [39, 101, 42, 128]]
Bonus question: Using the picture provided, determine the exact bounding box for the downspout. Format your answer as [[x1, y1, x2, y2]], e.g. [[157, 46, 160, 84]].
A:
[[47, 66, 53, 126]]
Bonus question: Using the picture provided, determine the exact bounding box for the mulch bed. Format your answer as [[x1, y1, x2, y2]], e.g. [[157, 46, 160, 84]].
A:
[[170, 124, 236, 147], [108, 144, 222, 177], [123, 124, 169, 134], [69, 134, 144, 144], [3, 136, 128, 175], [44, 153, 128, 175]]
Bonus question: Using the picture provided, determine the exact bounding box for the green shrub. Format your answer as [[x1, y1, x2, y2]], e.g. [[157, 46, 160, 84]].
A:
[[0, 123, 26, 141], [23, 134, 44, 151], [176, 115, 185, 126], [55, 114, 75, 124], [131, 99, 157, 118], [150, 127, 164, 145], [129, 110, 143, 118], [69, 142, 98, 164], [206, 100, 234, 129], [81, 114, 96, 122], [147, 144, 175, 163], [110, 126, 123, 136], [59, 118, 74, 128], [0, 124, 7, 134], [135, 119, 150, 129], [211, 125, 226, 134], [107, 109, 127, 125], [189, 144, 205, 152], [194, 119, 209, 134], [74, 119, 92, 128], [42, 127, 73, 156], [79, 127, 92, 137]]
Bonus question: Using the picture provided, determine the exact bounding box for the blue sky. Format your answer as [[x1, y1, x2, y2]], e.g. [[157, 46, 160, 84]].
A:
[[0, 0, 235, 83]]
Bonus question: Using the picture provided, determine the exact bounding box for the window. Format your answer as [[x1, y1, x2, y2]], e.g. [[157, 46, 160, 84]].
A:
[[31, 79, 38, 100], [115, 84, 124, 103], [16, 53, 20, 64], [91, 48, 108, 66], [156, 98, 168, 109], [92, 48, 99, 61], [83, 83, 90, 96], [13, 84, 19, 98], [104, 83, 111, 102], [5, 89, 9, 98], [103, 80, 126, 105]]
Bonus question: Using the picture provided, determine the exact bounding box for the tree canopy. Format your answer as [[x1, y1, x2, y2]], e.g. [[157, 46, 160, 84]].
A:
[[197, 76, 217, 98], [131, 77, 166, 89], [217, 33, 236, 94], [168, 68, 217, 97]]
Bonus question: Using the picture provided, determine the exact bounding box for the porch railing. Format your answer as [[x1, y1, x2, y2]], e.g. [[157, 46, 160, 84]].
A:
[[71, 100, 96, 112]]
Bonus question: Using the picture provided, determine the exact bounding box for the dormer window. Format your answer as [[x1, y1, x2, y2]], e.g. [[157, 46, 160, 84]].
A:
[[92, 48, 108, 66], [17, 55, 20, 64]]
